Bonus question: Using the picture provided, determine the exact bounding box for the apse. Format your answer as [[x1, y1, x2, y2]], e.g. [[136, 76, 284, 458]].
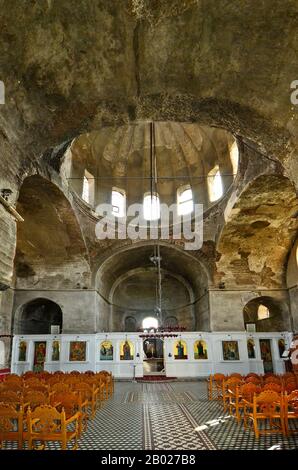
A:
[[94, 243, 209, 332]]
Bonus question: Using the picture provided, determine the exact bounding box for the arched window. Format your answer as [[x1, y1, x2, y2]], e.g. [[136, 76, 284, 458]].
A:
[[82, 169, 94, 205], [257, 304, 270, 320], [177, 185, 193, 215], [112, 188, 126, 217], [142, 317, 158, 329], [208, 166, 223, 202], [230, 141, 239, 177], [143, 193, 160, 221]]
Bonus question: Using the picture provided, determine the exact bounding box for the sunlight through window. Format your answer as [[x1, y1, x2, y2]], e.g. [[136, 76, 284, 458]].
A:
[[143, 193, 160, 221], [142, 317, 159, 329], [177, 186, 194, 215], [112, 188, 126, 217], [208, 166, 223, 202]]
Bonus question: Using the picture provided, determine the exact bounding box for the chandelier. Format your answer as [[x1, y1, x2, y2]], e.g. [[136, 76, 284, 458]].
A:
[[148, 122, 163, 323]]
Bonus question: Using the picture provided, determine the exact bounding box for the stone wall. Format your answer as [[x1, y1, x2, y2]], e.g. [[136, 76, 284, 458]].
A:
[[209, 289, 291, 332], [12, 290, 98, 334]]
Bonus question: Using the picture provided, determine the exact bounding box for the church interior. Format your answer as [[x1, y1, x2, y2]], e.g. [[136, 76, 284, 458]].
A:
[[0, 0, 298, 452]]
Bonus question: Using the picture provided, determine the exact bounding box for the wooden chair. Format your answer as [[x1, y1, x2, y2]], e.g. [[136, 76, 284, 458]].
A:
[[23, 391, 49, 410], [4, 375, 23, 385], [245, 376, 262, 385], [47, 376, 62, 386], [0, 403, 24, 449], [26, 384, 49, 395], [22, 371, 35, 379], [51, 391, 88, 437], [51, 383, 71, 394], [94, 375, 107, 403], [222, 377, 242, 412], [23, 378, 44, 387], [26, 405, 80, 450], [284, 382, 297, 394], [230, 373, 243, 379], [0, 390, 24, 409], [244, 390, 285, 439], [212, 373, 226, 401], [284, 390, 298, 435], [263, 383, 282, 393], [246, 373, 261, 378], [0, 382, 24, 395], [264, 376, 281, 385], [73, 383, 97, 419], [230, 383, 261, 422], [64, 376, 81, 387]]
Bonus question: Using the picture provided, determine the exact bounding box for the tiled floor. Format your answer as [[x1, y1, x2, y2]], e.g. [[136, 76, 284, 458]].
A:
[[2, 380, 298, 450], [78, 380, 298, 451]]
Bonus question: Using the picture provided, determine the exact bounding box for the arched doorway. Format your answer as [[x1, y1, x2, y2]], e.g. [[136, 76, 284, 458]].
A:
[[16, 298, 63, 334], [143, 338, 164, 375]]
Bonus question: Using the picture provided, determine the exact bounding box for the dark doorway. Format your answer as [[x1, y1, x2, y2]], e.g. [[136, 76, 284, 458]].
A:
[[259, 339, 274, 373], [143, 338, 164, 374], [18, 298, 63, 334]]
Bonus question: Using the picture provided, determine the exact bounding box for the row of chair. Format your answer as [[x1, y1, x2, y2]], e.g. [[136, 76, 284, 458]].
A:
[[0, 370, 114, 450], [207, 372, 298, 438], [208, 372, 298, 400]]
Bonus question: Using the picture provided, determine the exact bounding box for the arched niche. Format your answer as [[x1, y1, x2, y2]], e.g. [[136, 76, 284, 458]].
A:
[[14, 174, 91, 289], [243, 296, 290, 332], [15, 298, 63, 335], [124, 316, 137, 332]]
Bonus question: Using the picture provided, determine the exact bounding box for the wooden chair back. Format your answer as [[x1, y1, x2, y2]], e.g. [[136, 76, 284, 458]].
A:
[[0, 403, 23, 449], [27, 405, 79, 450]]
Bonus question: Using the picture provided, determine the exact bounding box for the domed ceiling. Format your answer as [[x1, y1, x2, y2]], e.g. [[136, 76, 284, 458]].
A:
[[65, 121, 238, 211]]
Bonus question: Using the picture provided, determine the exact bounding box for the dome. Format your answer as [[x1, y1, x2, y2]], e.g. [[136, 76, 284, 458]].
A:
[[63, 121, 238, 215]]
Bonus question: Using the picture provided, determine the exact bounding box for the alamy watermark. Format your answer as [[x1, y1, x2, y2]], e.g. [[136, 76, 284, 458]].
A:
[[291, 338, 298, 365], [290, 80, 298, 105], [95, 203, 203, 251], [0, 81, 5, 104]]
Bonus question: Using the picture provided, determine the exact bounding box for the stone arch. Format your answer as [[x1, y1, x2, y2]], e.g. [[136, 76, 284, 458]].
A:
[[243, 296, 291, 332], [14, 298, 63, 335], [94, 242, 209, 331], [14, 174, 91, 289]]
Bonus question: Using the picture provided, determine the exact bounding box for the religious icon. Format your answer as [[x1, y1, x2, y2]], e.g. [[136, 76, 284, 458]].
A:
[[33, 341, 46, 372], [69, 341, 87, 361], [51, 340, 60, 361], [120, 340, 134, 360], [18, 340, 27, 361], [259, 338, 273, 373], [247, 339, 256, 359], [194, 340, 208, 359], [222, 341, 240, 360], [100, 341, 113, 361], [278, 338, 286, 358], [174, 340, 188, 359]]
